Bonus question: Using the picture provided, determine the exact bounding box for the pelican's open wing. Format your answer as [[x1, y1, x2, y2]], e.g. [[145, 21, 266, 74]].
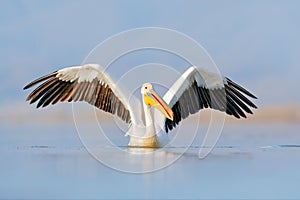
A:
[[24, 64, 132, 124], [162, 66, 257, 133]]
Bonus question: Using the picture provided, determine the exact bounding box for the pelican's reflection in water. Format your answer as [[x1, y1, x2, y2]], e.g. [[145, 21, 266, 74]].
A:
[[122, 146, 190, 173]]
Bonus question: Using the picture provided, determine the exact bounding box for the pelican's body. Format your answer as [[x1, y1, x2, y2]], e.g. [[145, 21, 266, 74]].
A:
[[127, 83, 173, 147], [24, 64, 257, 147]]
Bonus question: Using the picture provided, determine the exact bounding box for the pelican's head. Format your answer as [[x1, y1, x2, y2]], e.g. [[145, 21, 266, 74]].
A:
[[141, 83, 174, 121]]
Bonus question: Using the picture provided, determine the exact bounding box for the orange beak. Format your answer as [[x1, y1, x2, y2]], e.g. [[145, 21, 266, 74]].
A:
[[143, 89, 174, 121]]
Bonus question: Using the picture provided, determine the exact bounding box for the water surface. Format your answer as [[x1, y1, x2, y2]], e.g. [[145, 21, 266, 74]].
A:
[[1, 122, 300, 199]]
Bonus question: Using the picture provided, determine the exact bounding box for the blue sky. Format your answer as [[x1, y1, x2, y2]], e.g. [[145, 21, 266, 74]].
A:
[[1, 0, 300, 108]]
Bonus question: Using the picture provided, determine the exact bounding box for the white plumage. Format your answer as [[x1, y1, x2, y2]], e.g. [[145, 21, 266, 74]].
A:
[[24, 64, 257, 147]]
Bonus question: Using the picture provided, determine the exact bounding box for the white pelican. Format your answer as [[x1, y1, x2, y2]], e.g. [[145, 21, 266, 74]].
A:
[[24, 64, 257, 147]]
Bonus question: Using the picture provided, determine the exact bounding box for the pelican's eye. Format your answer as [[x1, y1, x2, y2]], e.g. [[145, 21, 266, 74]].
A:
[[145, 86, 147, 89]]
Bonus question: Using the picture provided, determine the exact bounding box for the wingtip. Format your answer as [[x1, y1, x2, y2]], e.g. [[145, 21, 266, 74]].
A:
[[23, 84, 30, 90], [23, 71, 58, 91], [248, 93, 257, 99], [226, 77, 257, 99]]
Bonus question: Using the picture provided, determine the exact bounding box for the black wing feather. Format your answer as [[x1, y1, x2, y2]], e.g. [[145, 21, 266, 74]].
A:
[[165, 77, 257, 133], [24, 70, 131, 124]]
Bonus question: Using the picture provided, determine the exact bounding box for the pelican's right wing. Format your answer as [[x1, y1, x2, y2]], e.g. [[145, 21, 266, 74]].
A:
[[24, 64, 133, 124], [161, 66, 257, 133]]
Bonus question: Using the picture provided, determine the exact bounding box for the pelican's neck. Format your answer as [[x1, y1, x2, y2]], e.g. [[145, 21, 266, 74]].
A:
[[127, 96, 168, 148], [143, 102, 155, 136]]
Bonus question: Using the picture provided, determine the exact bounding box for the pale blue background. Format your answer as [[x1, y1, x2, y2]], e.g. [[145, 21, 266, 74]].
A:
[[1, 0, 300, 107], [1, 1, 300, 199]]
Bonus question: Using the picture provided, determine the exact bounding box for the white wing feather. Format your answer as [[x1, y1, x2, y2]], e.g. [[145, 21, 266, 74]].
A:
[[24, 64, 141, 126]]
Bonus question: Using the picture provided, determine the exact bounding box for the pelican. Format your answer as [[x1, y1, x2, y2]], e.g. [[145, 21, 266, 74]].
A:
[[24, 64, 257, 147]]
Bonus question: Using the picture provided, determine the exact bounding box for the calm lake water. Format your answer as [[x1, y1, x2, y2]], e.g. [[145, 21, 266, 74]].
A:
[[1, 121, 300, 199]]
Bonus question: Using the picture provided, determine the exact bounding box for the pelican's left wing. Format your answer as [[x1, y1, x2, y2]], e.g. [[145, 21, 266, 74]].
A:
[[24, 64, 132, 124], [161, 66, 257, 133]]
